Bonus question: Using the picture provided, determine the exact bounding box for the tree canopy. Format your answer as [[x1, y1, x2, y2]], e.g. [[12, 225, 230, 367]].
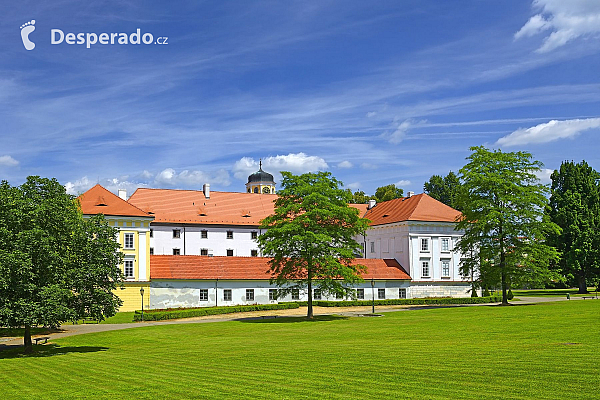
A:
[[0, 176, 124, 353], [455, 147, 560, 304], [424, 171, 461, 210], [373, 184, 404, 203], [258, 172, 369, 318], [547, 160, 600, 293]]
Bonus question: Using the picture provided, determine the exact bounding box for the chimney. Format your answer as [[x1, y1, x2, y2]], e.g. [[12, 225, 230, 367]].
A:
[[118, 189, 127, 200], [406, 191, 415, 198], [203, 183, 210, 199], [367, 199, 376, 209]]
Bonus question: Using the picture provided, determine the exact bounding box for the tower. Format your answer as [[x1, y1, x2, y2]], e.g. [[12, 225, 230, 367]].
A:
[[246, 160, 276, 194]]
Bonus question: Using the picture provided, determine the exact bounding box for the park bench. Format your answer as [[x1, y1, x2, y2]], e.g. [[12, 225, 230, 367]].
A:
[[83, 317, 99, 324], [34, 336, 49, 345], [260, 315, 278, 319], [581, 296, 597, 300]]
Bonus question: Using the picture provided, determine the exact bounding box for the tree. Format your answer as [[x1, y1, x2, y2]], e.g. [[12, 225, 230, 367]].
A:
[[455, 147, 560, 305], [547, 161, 600, 293], [373, 184, 404, 203], [258, 172, 370, 318], [350, 190, 373, 204], [0, 177, 124, 353], [424, 171, 461, 210]]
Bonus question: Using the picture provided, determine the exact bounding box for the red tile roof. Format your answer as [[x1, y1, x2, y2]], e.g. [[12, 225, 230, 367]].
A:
[[364, 193, 461, 226], [128, 188, 276, 225], [150, 255, 411, 280], [78, 184, 152, 218], [128, 188, 370, 226]]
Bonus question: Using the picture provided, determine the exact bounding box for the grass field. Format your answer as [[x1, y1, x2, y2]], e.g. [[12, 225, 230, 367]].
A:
[[1, 301, 598, 399]]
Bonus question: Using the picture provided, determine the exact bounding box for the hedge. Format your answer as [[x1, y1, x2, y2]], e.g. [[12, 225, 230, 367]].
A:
[[133, 302, 300, 321], [285, 296, 502, 308]]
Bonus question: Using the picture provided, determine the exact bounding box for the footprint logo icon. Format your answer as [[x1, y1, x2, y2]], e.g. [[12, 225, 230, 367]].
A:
[[20, 20, 36, 50]]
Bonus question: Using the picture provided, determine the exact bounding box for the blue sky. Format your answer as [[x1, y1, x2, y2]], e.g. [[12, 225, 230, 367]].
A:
[[2, 0, 600, 196]]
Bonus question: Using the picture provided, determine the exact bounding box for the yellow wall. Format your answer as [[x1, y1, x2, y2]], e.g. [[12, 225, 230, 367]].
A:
[[116, 283, 150, 312]]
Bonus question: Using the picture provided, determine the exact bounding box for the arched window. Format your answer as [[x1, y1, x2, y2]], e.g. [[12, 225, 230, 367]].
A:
[[253, 187, 259, 193], [247, 188, 251, 193]]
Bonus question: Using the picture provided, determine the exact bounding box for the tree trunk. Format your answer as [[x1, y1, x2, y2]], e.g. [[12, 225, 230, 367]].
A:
[[24, 324, 33, 354], [577, 274, 588, 294], [307, 266, 313, 319], [499, 223, 508, 305]]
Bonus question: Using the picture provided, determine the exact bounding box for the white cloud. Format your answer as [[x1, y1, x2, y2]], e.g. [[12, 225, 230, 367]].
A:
[[154, 168, 230, 187], [233, 153, 328, 181], [346, 182, 361, 191], [65, 176, 149, 197], [535, 168, 554, 184], [515, 0, 600, 52], [395, 180, 411, 187], [366, 111, 377, 118], [360, 163, 378, 170], [387, 119, 426, 144], [337, 160, 353, 168], [496, 118, 600, 146], [0, 155, 19, 167]]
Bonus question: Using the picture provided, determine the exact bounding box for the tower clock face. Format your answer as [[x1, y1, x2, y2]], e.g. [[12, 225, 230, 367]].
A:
[[262, 186, 271, 194]]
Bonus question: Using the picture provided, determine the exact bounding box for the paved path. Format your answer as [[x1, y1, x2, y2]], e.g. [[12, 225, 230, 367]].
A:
[[0, 296, 580, 351]]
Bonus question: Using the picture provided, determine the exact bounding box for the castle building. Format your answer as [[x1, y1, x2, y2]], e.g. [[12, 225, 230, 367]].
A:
[[78, 165, 473, 311]]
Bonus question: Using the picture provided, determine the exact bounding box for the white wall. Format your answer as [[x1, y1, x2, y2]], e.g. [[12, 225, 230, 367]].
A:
[[150, 225, 261, 257], [150, 279, 411, 309]]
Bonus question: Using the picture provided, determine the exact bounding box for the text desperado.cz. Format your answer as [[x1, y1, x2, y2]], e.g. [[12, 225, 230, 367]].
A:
[[51, 29, 168, 48]]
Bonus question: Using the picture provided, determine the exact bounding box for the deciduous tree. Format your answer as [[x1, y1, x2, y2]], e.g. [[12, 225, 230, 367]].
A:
[[547, 161, 600, 293], [258, 172, 369, 318], [373, 184, 404, 203], [424, 171, 461, 210], [0, 177, 123, 353], [455, 147, 559, 305]]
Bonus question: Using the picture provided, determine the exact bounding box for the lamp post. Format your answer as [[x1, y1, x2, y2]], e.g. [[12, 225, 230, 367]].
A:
[[371, 278, 375, 314], [140, 287, 145, 322]]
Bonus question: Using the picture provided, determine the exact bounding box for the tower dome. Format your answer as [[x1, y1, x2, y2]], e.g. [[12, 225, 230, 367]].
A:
[[246, 160, 276, 194]]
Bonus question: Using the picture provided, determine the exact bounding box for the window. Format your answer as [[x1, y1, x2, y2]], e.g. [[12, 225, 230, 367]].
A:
[[149, 229, 153, 238], [173, 229, 181, 239], [378, 288, 386, 299], [173, 248, 180, 255], [442, 260, 450, 277], [253, 187, 259, 193], [313, 289, 322, 300], [149, 247, 154, 255], [226, 249, 234, 257], [420, 238, 429, 252], [199, 289, 208, 301], [201, 230, 208, 239], [422, 260, 430, 277], [223, 289, 232, 301], [370, 242, 375, 253], [399, 288, 407, 299], [441, 238, 450, 252], [269, 289, 277, 301], [201, 249, 208, 256], [251, 249, 258, 257], [227, 231, 233, 239], [246, 289, 254, 301], [124, 233, 134, 249], [124, 260, 134, 278], [251, 231, 258, 240], [357, 288, 365, 299], [292, 289, 300, 300]]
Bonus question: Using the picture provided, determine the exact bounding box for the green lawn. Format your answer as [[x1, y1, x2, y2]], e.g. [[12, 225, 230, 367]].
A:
[[513, 288, 599, 297], [1, 301, 598, 399]]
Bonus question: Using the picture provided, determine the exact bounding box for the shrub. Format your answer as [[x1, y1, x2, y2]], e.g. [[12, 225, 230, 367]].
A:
[[133, 302, 300, 321], [507, 289, 514, 300], [281, 296, 501, 308], [483, 288, 491, 297], [471, 289, 478, 297]]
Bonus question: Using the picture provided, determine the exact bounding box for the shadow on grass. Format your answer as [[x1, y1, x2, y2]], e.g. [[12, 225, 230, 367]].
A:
[[237, 315, 349, 324], [0, 327, 64, 338], [0, 343, 109, 359]]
